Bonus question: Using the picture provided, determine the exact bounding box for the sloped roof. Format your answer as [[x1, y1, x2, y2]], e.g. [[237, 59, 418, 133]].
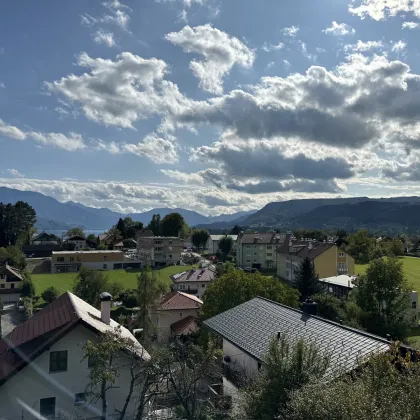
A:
[[210, 235, 238, 241], [67, 235, 86, 241], [172, 269, 216, 284], [239, 232, 286, 244], [157, 291, 203, 311], [0, 292, 149, 386], [171, 316, 199, 335], [203, 297, 390, 377], [320, 275, 356, 289], [2, 265, 23, 282], [276, 240, 335, 260]]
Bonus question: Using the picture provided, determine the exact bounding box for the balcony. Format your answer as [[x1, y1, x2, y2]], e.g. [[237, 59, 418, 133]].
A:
[[208, 383, 232, 411]]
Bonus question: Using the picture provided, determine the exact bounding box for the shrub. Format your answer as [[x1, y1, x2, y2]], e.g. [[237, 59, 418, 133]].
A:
[[41, 286, 60, 303]]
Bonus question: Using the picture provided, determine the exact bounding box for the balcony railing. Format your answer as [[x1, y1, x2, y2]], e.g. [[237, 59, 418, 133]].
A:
[[208, 383, 232, 411]]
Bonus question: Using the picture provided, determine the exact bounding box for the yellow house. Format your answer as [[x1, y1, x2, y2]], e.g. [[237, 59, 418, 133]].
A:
[[276, 240, 355, 282]]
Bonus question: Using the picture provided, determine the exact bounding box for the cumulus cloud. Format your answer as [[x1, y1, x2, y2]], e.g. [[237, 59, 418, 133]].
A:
[[402, 21, 419, 29], [344, 40, 385, 52], [27, 132, 86, 151], [281, 26, 299, 37], [165, 25, 255, 94], [0, 119, 26, 140], [350, 0, 420, 21], [93, 30, 116, 47], [262, 42, 284, 52], [323, 21, 355, 36], [6, 169, 24, 178], [391, 40, 407, 52], [122, 133, 179, 164]]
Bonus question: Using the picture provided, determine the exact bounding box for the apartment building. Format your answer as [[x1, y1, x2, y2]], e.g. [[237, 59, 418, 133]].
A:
[[206, 235, 238, 254], [51, 250, 142, 273], [236, 232, 286, 269], [276, 238, 355, 281], [136, 235, 183, 268]]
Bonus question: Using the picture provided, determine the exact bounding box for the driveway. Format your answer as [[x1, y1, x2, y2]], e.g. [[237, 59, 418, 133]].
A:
[[1, 309, 26, 336]]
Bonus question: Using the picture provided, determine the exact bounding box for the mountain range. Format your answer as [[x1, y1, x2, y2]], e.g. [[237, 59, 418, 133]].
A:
[[2, 186, 420, 233]]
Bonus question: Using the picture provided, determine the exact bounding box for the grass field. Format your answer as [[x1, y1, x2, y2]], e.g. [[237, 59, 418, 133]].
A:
[[32, 265, 197, 297], [355, 256, 420, 291]]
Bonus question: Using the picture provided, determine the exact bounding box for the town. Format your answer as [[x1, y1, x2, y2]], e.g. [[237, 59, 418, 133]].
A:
[[0, 200, 420, 419]]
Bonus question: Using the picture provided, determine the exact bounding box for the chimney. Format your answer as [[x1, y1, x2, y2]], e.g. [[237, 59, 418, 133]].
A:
[[301, 298, 317, 316], [100, 292, 113, 325]]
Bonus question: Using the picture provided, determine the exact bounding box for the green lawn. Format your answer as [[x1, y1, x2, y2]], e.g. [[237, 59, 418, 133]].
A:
[[355, 256, 420, 292], [32, 265, 197, 297]]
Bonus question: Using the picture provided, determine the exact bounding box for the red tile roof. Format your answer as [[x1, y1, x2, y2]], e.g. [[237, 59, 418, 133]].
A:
[[171, 316, 199, 336], [172, 268, 216, 284], [157, 291, 203, 311]]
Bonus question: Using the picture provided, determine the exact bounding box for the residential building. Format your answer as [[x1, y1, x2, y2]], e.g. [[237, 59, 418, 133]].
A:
[[236, 232, 285, 269], [136, 235, 183, 268], [114, 238, 137, 251], [51, 250, 142, 273], [203, 297, 390, 388], [0, 264, 24, 303], [149, 291, 202, 341], [319, 274, 357, 298], [98, 233, 115, 248], [276, 238, 355, 281], [66, 235, 87, 251], [0, 291, 150, 419], [172, 268, 216, 299], [206, 235, 238, 254], [32, 232, 59, 245]]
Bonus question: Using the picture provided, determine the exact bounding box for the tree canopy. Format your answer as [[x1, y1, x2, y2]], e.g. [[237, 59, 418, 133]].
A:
[[231, 225, 242, 235], [201, 270, 300, 320], [191, 229, 209, 250], [0, 246, 26, 269], [346, 230, 377, 264], [292, 257, 321, 299], [41, 286, 60, 303], [65, 227, 85, 238], [147, 214, 161, 236], [73, 268, 112, 307], [160, 213, 185, 237], [218, 235, 233, 258], [115, 217, 143, 240]]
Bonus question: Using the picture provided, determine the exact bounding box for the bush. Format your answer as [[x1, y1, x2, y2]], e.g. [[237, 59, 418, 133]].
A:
[[21, 272, 36, 298], [41, 286, 60, 303], [120, 290, 138, 308]]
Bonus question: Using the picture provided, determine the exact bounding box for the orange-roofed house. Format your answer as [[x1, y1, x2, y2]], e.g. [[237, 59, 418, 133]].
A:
[[149, 291, 203, 341]]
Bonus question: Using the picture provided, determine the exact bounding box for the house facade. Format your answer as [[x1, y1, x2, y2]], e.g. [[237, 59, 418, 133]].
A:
[[32, 232, 59, 245], [66, 235, 87, 251], [276, 239, 355, 282], [136, 236, 183, 268], [206, 235, 238, 255], [0, 292, 150, 419], [0, 265, 23, 303], [172, 268, 216, 300], [236, 232, 285, 270], [149, 291, 202, 341]]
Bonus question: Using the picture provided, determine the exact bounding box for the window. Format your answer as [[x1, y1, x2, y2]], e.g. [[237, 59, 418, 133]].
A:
[[246, 245, 250, 249], [74, 393, 86, 406], [338, 252, 345, 257], [69, 257, 74, 262], [169, 254, 172, 259], [103, 255, 108, 261], [202, 284, 205, 288], [57, 257, 64, 262], [267, 253, 272, 257], [254, 253, 257, 256], [10, 283, 14, 289], [412, 301, 417, 309], [103, 264, 107, 269], [169, 240, 172, 244], [0, 274, 4, 279], [40, 397, 55, 418], [49, 350, 68, 372], [0, 284, 4, 289], [267, 246, 272, 250], [338, 262, 347, 272], [246, 259, 251, 263], [180, 312, 183, 317]]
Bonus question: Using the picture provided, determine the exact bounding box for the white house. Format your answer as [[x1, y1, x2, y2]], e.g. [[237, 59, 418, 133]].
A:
[[206, 235, 238, 254], [0, 292, 150, 419], [66, 235, 87, 251], [172, 268, 216, 300]]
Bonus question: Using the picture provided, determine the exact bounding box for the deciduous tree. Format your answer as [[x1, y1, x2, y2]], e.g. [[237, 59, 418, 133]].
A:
[[0, 246, 26, 269], [73, 268, 109, 307], [218, 235, 233, 259], [41, 286, 59, 303], [346, 230, 377, 264], [160, 213, 185, 237], [65, 227, 85, 238]]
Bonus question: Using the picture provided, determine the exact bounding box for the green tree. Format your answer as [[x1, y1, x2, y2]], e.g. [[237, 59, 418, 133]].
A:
[[218, 235, 233, 260], [231, 225, 242, 235], [73, 267, 109, 307], [346, 229, 376, 264], [0, 246, 26, 269], [105, 227, 122, 248], [21, 272, 36, 298], [160, 213, 185, 237], [147, 214, 161, 236], [137, 266, 167, 333], [355, 257, 411, 339], [201, 270, 300, 320], [86, 234, 99, 247], [65, 227, 85, 238], [390, 237, 404, 256], [191, 229, 210, 250], [41, 286, 60, 303], [240, 335, 329, 420], [115, 217, 143, 240], [292, 257, 321, 299]]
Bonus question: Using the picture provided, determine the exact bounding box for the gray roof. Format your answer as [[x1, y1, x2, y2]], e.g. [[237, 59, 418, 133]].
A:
[[203, 297, 390, 377], [239, 232, 285, 244]]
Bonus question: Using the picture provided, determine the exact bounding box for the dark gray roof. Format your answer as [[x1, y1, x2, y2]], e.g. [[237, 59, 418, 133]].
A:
[[239, 232, 286, 244], [203, 297, 390, 377]]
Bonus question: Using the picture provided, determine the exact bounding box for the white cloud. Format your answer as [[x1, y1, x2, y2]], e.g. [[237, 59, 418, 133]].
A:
[[262, 42, 284, 52], [93, 30, 116, 47], [344, 40, 385, 52], [283, 59, 291, 69], [102, 0, 131, 11], [402, 21, 419, 29], [94, 139, 121, 154], [101, 9, 130, 30], [0, 82, 4, 89], [27, 132, 86, 151], [0, 119, 26, 140], [6, 169, 24, 178], [323, 21, 356, 36], [281, 26, 299, 37], [165, 25, 255, 95], [350, 0, 420, 21], [81, 0, 131, 31], [392, 40, 407, 52], [122, 133, 179, 164]]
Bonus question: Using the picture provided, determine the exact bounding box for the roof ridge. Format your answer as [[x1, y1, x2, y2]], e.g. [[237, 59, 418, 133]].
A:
[[254, 296, 391, 344]]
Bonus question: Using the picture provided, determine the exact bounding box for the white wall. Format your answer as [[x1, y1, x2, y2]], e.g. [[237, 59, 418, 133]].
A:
[[173, 281, 210, 300], [0, 325, 144, 419], [223, 340, 259, 379]]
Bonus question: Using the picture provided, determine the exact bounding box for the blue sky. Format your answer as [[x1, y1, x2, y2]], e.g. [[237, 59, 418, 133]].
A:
[[1, 0, 420, 215]]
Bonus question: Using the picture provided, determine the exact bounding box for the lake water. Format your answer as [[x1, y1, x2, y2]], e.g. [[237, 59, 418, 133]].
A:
[[43, 229, 107, 236]]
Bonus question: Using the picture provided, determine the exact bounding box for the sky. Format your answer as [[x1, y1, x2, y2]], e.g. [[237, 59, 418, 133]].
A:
[[1, 0, 420, 216]]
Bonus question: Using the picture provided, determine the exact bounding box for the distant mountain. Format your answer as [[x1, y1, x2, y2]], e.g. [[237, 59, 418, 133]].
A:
[[207, 210, 256, 224], [126, 208, 210, 226]]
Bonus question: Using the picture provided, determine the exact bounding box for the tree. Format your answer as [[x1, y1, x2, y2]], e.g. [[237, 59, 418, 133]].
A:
[[346, 230, 377, 264], [201, 270, 300, 320], [115, 217, 143, 240], [191, 229, 210, 250], [105, 227, 122, 248], [0, 246, 26, 269], [218, 236, 233, 259], [292, 257, 321, 299], [73, 267, 109, 307], [41, 286, 60, 303], [147, 214, 161, 236], [390, 237, 404, 256], [286, 346, 420, 420], [355, 257, 411, 339], [160, 213, 185, 237], [66, 227, 85, 238], [21, 272, 36, 298], [231, 225, 242, 235], [240, 335, 329, 420], [136, 266, 167, 333], [86, 234, 99, 247]]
